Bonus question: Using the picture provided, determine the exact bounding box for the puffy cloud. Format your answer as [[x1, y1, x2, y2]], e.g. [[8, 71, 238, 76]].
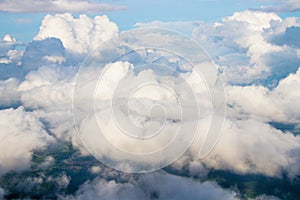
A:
[[0, 0, 125, 13], [135, 10, 293, 84], [34, 13, 119, 54], [0, 11, 300, 200], [204, 118, 300, 177], [17, 64, 77, 140], [0, 107, 55, 175], [19, 64, 75, 109], [0, 78, 20, 108], [227, 66, 300, 123], [70, 173, 236, 200], [89, 166, 102, 174], [0, 35, 24, 80], [197, 67, 300, 177], [73, 52, 214, 172], [2, 34, 16, 43], [188, 10, 300, 84]]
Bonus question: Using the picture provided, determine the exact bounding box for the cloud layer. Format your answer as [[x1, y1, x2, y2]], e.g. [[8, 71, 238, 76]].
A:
[[69, 172, 237, 200], [0, 0, 125, 13], [0, 10, 300, 199]]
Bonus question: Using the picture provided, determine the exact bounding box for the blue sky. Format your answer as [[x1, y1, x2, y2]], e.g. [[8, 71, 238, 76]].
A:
[[1, 0, 299, 42]]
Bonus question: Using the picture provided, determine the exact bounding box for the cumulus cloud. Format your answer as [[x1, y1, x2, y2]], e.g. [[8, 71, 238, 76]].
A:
[[0, 0, 125, 13], [182, 10, 300, 84], [0, 11, 300, 199], [227, 66, 300, 123], [17, 64, 77, 140], [0, 35, 24, 79], [69, 172, 237, 200], [133, 12, 300, 177], [18, 12, 299, 177], [0, 107, 55, 175], [204, 118, 300, 177], [0, 78, 20, 108], [72, 35, 216, 171], [135, 10, 294, 84], [34, 13, 119, 54], [197, 67, 300, 177]]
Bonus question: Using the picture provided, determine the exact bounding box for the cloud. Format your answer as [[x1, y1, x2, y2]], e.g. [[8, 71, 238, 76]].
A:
[[0, 78, 20, 108], [18, 64, 77, 140], [0, 0, 125, 13], [0, 187, 4, 199], [135, 10, 298, 84], [34, 13, 119, 54], [197, 67, 300, 177], [268, 26, 300, 48], [18, 12, 300, 177], [69, 172, 237, 200], [134, 20, 203, 35], [0, 107, 55, 175], [21, 37, 66, 72], [0, 35, 24, 80], [204, 118, 300, 177], [191, 10, 300, 84], [261, 0, 300, 13], [14, 18, 32, 24], [0, 12, 300, 199], [227, 66, 300, 123]]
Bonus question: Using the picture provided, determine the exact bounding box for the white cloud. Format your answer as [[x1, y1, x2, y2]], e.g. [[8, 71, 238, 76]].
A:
[[227, 66, 300, 123], [74, 58, 213, 172], [3, 34, 16, 43], [0, 12, 299, 196], [89, 166, 102, 174], [200, 10, 283, 83], [204, 118, 300, 177], [0, 78, 20, 108], [159, 10, 299, 84], [70, 172, 237, 200], [0, 107, 55, 175], [34, 13, 119, 54], [17, 64, 76, 140], [0, 36, 24, 79], [135, 10, 294, 84], [0, 0, 125, 13], [43, 55, 66, 64]]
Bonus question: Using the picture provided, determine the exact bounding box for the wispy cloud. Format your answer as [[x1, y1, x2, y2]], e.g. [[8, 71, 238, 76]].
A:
[[0, 0, 125, 13], [260, 0, 300, 12], [15, 18, 32, 24]]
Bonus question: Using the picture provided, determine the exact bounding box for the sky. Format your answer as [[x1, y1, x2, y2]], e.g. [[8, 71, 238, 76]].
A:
[[1, 0, 300, 199], [1, 0, 299, 42]]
